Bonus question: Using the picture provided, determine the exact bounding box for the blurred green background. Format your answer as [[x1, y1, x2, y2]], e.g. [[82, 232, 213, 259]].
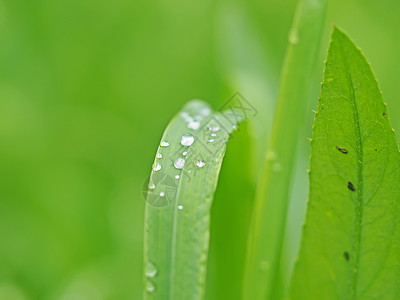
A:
[[1, 0, 399, 299]]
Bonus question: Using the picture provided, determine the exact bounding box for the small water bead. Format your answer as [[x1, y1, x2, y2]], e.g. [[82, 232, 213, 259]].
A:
[[148, 184, 155, 190], [174, 158, 186, 169], [175, 175, 180, 179], [288, 28, 299, 45], [146, 280, 156, 293], [145, 262, 158, 278], [272, 162, 282, 172], [208, 125, 220, 132], [259, 260, 270, 271], [200, 107, 211, 116], [160, 141, 169, 147], [160, 192, 165, 197], [208, 138, 215, 143], [188, 121, 200, 130], [182, 151, 188, 156], [232, 125, 238, 130], [196, 160, 206, 168], [178, 205, 184, 210], [181, 134, 195, 146], [181, 112, 194, 122], [153, 162, 162, 172], [211, 133, 216, 137], [156, 153, 162, 159]]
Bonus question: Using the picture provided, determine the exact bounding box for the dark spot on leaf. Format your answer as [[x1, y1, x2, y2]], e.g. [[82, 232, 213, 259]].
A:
[[348, 181, 356, 191], [383, 112, 387, 118], [375, 149, 377, 152], [336, 146, 348, 154], [343, 251, 350, 261], [318, 97, 321, 102]]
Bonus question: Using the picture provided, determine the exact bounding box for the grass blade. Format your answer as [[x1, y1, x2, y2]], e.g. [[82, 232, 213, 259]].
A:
[[144, 100, 242, 300], [243, 0, 328, 299], [289, 28, 400, 299], [206, 121, 256, 300]]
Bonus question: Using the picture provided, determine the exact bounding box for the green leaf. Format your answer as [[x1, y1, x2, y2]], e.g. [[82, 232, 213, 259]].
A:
[[206, 121, 256, 300], [289, 28, 400, 300], [243, 0, 327, 299], [143, 100, 242, 300]]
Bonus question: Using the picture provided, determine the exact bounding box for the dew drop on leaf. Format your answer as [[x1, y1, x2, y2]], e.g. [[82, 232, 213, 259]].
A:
[[153, 162, 162, 172], [174, 158, 186, 169], [160, 141, 169, 147], [156, 153, 162, 159], [175, 175, 180, 179], [178, 205, 183, 210], [196, 160, 206, 168], [288, 28, 299, 45], [148, 184, 155, 190], [146, 280, 156, 293], [183, 151, 188, 156], [181, 134, 194, 146], [160, 192, 165, 197], [188, 121, 200, 130], [208, 125, 220, 132], [200, 107, 211, 116], [208, 138, 215, 143], [145, 262, 158, 278]]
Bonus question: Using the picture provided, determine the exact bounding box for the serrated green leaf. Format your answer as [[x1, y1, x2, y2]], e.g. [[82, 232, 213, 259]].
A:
[[143, 100, 242, 300], [289, 28, 400, 300]]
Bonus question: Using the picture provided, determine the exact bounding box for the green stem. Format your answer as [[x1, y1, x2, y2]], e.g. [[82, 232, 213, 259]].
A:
[[243, 0, 328, 299]]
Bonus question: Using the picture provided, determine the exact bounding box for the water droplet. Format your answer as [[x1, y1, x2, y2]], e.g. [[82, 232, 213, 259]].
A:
[[181, 112, 194, 123], [208, 125, 220, 132], [266, 151, 277, 161], [153, 162, 162, 172], [288, 28, 299, 45], [148, 184, 155, 190], [211, 133, 216, 137], [272, 162, 282, 172], [146, 280, 156, 293], [145, 262, 158, 278], [196, 160, 206, 168], [175, 175, 180, 179], [232, 125, 238, 130], [188, 121, 200, 130], [160, 192, 165, 197], [181, 134, 194, 146], [174, 158, 186, 169], [160, 141, 169, 147], [182, 151, 188, 156], [156, 153, 162, 159], [259, 260, 269, 271], [208, 138, 215, 143], [178, 205, 183, 210], [200, 107, 211, 116]]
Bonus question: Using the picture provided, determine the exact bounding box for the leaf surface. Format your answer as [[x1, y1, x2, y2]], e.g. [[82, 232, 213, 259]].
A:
[[144, 100, 242, 300], [289, 28, 400, 300]]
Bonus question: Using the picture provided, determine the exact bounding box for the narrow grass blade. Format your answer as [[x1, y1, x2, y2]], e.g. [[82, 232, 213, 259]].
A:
[[206, 121, 256, 300], [144, 100, 242, 300], [289, 28, 400, 299], [243, 0, 328, 299]]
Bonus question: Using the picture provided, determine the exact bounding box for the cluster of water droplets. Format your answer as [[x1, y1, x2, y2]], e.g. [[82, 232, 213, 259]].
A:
[[180, 102, 211, 131], [266, 151, 282, 173], [152, 140, 170, 173], [145, 261, 158, 293]]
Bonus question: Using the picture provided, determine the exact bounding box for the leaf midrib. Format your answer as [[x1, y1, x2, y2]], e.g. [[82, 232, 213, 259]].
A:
[[339, 40, 364, 300]]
